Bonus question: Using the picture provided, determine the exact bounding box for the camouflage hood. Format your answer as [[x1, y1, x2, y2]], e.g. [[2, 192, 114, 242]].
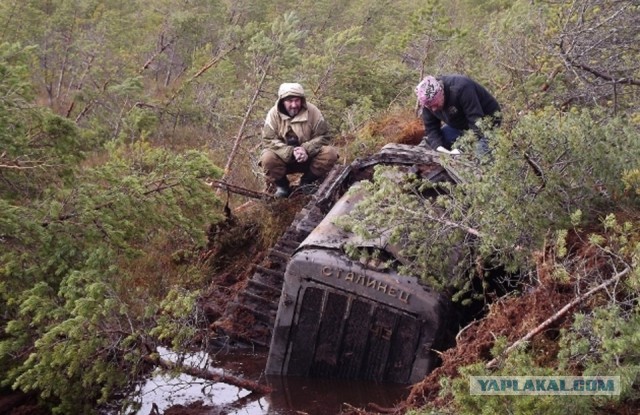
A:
[[277, 82, 307, 114]]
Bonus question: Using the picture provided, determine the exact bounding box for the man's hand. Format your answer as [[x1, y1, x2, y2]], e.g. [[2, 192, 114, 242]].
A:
[[293, 146, 308, 163]]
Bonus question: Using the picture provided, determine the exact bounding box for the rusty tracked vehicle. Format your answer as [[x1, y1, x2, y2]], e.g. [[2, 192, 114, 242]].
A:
[[216, 143, 462, 384]]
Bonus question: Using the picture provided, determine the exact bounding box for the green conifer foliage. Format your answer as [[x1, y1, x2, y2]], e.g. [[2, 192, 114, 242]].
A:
[[341, 108, 640, 299], [0, 45, 224, 413], [423, 213, 640, 415], [0, 0, 637, 411]]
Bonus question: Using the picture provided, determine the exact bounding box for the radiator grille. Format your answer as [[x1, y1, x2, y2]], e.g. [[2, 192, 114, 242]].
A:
[[286, 286, 424, 383]]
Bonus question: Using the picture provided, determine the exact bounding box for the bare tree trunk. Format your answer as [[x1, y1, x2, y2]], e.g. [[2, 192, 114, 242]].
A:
[[56, 42, 69, 100], [43, 40, 53, 107], [218, 68, 269, 188], [140, 33, 176, 74], [147, 355, 272, 395], [164, 46, 176, 87], [113, 97, 129, 141], [56, 9, 77, 101]]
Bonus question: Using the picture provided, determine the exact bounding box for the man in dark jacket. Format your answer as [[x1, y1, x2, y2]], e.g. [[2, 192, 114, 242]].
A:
[[415, 75, 501, 156]]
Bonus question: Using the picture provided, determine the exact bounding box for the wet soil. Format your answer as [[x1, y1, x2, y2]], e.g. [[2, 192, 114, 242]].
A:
[[0, 390, 49, 415], [404, 281, 576, 410]]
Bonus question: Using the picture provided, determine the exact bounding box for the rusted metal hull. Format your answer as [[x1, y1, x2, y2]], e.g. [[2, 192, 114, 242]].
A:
[[266, 248, 451, 383], [217, 144, 460, 382], [266, 145, 459, 383]]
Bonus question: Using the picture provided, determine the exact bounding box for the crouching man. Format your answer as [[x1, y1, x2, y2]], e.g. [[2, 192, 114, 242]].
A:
[[260, 82, 339, 198], [415, 75, 501, 157]]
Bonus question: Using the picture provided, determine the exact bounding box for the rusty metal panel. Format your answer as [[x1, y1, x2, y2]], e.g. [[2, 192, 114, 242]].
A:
[[335, 299, 373, 379], [385, 314, 421, 383], [310, 292, 348, 377], [266, 158, 454, 384], [286, 287, 323, 376], [267, 248, 451, 384], [360, 306, 396, 381]]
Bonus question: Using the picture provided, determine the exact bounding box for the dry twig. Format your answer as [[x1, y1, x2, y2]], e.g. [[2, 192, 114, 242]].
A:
[[486, 267, 631, 368], [146, 355, 272, 395]]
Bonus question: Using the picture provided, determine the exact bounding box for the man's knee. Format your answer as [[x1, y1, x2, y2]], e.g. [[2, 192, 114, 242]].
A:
[[441, 125, 462, 150], [309, 146, 338, 176], [260, 150, 287, 181]]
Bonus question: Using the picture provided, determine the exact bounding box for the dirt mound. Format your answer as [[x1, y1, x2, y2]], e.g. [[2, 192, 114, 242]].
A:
[[372, 112, 424, 145], [402, 279, 574, 409], [334, 112, 424, 156], [200, 192, 311, 344]]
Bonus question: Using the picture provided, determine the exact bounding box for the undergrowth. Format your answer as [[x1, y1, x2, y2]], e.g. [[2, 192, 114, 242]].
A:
[[340, 108, 640, 414]]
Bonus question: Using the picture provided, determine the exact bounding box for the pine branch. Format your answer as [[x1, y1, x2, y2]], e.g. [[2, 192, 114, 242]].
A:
[[486, 267, 631, 368], [165, 45, 238, 106], [42, 179, 185, 226], [397, 205, 482, 237], [40, 176, 269, 227], [0, 153, 58, 170]]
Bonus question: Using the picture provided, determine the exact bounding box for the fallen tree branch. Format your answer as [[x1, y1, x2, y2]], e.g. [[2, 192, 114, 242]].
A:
[[208, 179, 274, 200], [565, 56, 640, 86], [146, 355, 272, 395], [0, 154, 58, 170], [486, 267, 631, 369]]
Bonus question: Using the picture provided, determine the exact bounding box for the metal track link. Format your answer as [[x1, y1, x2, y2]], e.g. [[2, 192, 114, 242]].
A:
[[214, 165, 348, 348]]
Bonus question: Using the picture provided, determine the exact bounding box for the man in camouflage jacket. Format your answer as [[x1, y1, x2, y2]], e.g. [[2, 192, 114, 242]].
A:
[[260, 83, 338, 198]]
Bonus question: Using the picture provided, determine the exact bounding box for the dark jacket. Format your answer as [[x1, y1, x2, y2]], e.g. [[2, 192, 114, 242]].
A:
[[422, 75, 501, 149]]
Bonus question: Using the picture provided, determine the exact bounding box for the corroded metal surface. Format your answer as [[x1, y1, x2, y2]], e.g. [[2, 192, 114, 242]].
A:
[[266, 154, 458, 383], [215, 144, 460, 353], [266, 248, 452, 383]]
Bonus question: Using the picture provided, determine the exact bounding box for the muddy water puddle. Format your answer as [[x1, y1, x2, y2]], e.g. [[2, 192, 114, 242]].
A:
[[131, 348, 410, 415]]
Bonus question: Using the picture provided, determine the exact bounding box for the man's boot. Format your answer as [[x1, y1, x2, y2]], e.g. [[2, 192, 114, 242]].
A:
[[298, 172, 320, 195], [299, 172, 319, 186], [274, 177, 290, 198]]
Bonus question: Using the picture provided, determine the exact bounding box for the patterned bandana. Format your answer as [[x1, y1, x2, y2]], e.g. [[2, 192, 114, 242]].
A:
[[415, 76, 443, 107]]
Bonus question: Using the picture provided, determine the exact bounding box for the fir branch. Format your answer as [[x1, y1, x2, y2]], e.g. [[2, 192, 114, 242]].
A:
[[486, 266, 631, 369]]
